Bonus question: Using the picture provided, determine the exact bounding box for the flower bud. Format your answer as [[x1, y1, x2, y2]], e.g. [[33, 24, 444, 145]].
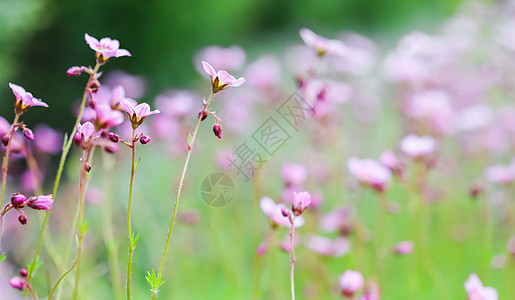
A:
[[199, 110, 208, 121], [11, 193, 26, 208], [9, 276, 27, 291], [27, 194, 53, 210], [73, 132, 82, 147], [339, 270, 364, 298], [292, 191, 311, 216], [18, 213, 27, 225], [104, 143, 119, 153], [85, 162, 92, 172], [281, 206, 290, 218], [108, 132, 119, 143], [393, 241, 414, 255], [140, 135, 151, 145], [66, 66, 85, 76], [213, 123, 222, 139], [20, 269, 28, 278], [2, 135, 9, 147], [22, 128, 34, 140]]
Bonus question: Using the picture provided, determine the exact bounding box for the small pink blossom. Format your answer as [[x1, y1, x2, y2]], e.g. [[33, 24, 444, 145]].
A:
[[85, 33, 131, 61], [197, 45, 246, 71], [281, 163, 308, 187], [464, 273, 497, 300], [9, 277, 27, 291], [299, 28, 348, 57], [378, 150, 397, 170], [347, 157, 392, 191], [400, 134, 437, 158], [292, 191, 311, 216], [27, 194, 53, 210], [75, 122, 101, 149], [122, 100, 160, 128], [94, 102, 124, 129], [9, 83, 48, 114], [339, 270, 364, 298], [202, 61, 245, 93], [34, 125, 63, 154], [260, 197, 304, 228]]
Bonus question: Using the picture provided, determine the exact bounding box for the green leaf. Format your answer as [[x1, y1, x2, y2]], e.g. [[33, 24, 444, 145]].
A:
[[146, 269, 165, 294], [79, 220, 89, 235], [134, 158, 141, 172], [0, 253, 5, 264], [187, 131, 193, 150], [27, 256, 43, 275]]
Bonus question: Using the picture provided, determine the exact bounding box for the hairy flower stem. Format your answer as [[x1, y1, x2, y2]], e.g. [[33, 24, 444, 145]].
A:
[[126, 128, 136, 300], [28, 62, 101, 283], [72, 148, 91, 300], [289, 218, 296, 300], [153, 93, 214, 300], [0, 113, 20, 206]]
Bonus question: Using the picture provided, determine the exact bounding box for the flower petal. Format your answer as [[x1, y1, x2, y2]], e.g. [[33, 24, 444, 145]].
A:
[[202, 61, 217, 78]]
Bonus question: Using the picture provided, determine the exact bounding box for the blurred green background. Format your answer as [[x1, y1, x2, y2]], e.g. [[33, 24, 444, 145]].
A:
[[0, 0, 467, 129]]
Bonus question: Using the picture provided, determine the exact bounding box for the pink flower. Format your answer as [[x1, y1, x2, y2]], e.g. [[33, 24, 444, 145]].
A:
[[292, 191, 311, 216], [464, 273, 497, 300], [306, 235, 350, 257], [27, 194, 53, 210], [9, 277, 27, 291], [67, 66, 87, 76], [202, 61, 245, 93], [75, 122, 101, 149], [484, 165, 514, 184], [34, 125, 63, 154], [399, 134, 437, 158], [85, 33, 131, 61], [11, 193, 27, 208], [260, 197, 304, 228], [196, 45, 246, 71], [9, 83, 48, 114], [299, 28, 348, 57], [94, 102, 124, 129], [319, 206, 353, 233], [122, 100, 160, 128], [339, 270, 364, 298], [281, 163, 308, 187], [378, 150, 398, 170], [393, 241, 414, 255], [347, 157, 392, 191]]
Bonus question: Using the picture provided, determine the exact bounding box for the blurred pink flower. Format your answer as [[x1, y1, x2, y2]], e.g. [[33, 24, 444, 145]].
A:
[[399, 134, 437, 158], [378, 150, 397, 170], [464, 273, 497, 300], [484, 164, 514, 184], [320, 206, 353, 233], [9, 276, 27, 291], [245, 55, 281, 89], [9, 83, 48, 114], [299, 28, 348, 57], [406, 90, 454, 134], [196, 46, 246, 71], [85, 33, 131, 60], [339, 270, 364, 298], [347, 157, 392, 191], [122, 100, 160, 128], [105, 71, 147, 99], [281, 163, 308, 187], [393, 241, 414, 255], [94, 102, 124, 129], [260, 197, 304, 228], [155, 90, 197, 117], [202, 61, 245, 93], [306, 235, 350, 257], [34, 125, 63, 154]]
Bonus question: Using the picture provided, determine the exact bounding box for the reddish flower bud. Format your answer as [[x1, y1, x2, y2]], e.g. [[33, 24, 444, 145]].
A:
[[281, 206, 290, 218], [67, 66, 86, 76], [104, 143, 119, 153], [11, 193, 26, 208], [199, 110, 208, 121], [22, 128, 34, 140], [18, 214, 27, 225], [213, 123, 222, 139], [20, 269, 28, 278], [2, 135, 9, 146], [84, 162, 92, 172], [108, 132, 119, 143], [140, 135, 151, 145]]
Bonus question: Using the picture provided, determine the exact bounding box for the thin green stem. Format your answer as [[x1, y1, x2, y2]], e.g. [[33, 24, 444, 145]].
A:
[[28, 62, 101, 283], [72, 148, 91, 300], [289, 218, 296, 300], [0, 113, 20, 207], [127, 128, 136, 300], [153, 93, 214, 300], [47, 259, 78, 299]]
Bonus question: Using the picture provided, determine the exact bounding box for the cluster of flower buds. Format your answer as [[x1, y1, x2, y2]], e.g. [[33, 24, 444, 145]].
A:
[[9, 269, 29, 291], [8, 193, 53, 225]]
